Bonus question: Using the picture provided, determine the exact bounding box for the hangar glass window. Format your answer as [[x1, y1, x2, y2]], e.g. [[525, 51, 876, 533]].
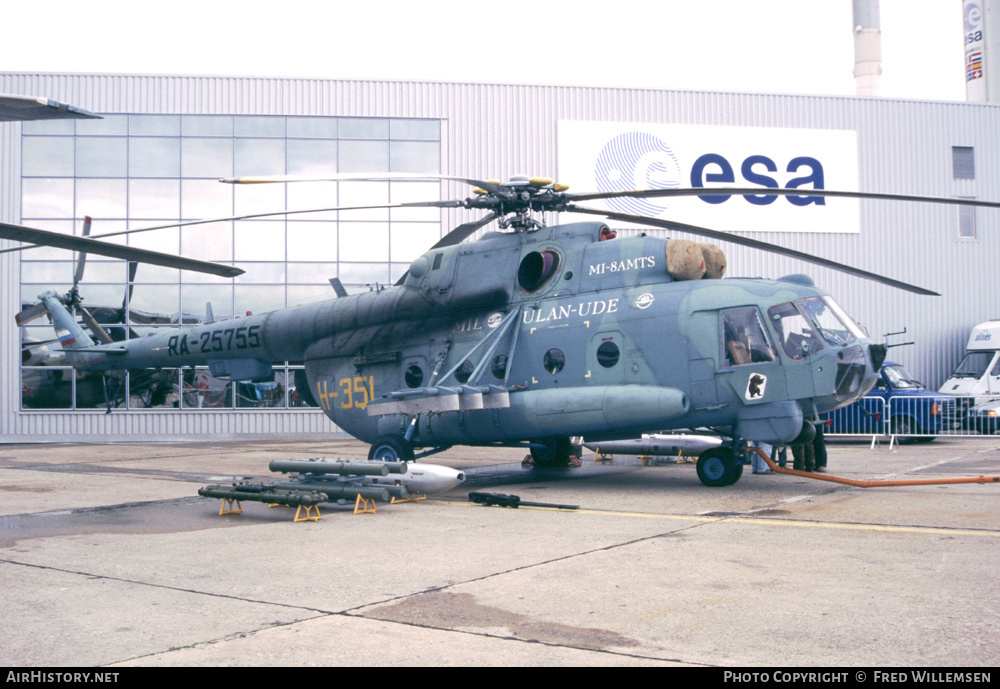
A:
[[958, 198, 976, 239], [722, 308, 775, 367], [19, 113, 442, 412], [952, 146, 975, 180]]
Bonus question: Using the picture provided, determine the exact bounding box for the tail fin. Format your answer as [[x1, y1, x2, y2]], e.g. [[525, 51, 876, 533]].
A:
[[37, 291, 96, 351]]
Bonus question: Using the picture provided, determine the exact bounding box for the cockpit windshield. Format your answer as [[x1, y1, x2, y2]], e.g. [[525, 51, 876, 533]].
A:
[[797, 296, 864, 346], [767, 301, 825, 360], [952, 351, 995, 378]]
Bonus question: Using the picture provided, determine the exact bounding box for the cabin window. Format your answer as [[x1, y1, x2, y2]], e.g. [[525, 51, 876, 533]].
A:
[[455, 360, 475, 384], [491, 355, 508, 380], [405, 364, 424, 388], [543, 348, 565, 374], [767, 302, 825, 360], [721, 308, 775, 367], [597, 341, 620, 368]]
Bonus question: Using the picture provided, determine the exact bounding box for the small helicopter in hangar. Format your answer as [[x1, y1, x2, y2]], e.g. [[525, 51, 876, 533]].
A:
[[6, 174, 996, 486]]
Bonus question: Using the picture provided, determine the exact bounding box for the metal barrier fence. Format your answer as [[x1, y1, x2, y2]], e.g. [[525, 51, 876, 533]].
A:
[[825, 394, 1000, 442]]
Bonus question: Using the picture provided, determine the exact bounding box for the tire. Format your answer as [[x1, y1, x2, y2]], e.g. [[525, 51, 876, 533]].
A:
[[368, 435, 415, 462], [890, 416, 916, 444], [529, 437, 574, 467], [729, 461, 744, 484], [697, 447, 739, 487]]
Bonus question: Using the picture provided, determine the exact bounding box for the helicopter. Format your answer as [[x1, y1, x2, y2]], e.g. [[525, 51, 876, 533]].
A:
[[15, 217, 198, 410], [7, 174, 997, 486]]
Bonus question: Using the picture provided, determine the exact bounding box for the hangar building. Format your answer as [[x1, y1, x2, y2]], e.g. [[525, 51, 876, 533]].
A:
[[2, 72, 997, 442]]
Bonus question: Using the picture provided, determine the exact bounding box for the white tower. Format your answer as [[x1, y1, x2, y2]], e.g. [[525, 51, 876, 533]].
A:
[[853, 0, 883, 96], [964, 0, 1000, 102]]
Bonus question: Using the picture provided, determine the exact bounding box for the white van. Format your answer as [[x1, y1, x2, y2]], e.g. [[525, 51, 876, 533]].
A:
[[939, 320, 1000, 398]]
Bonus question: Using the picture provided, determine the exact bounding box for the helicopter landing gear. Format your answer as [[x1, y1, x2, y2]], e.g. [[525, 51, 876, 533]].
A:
[[529, 437, 582, 467], [696, 447, 743, 487], [368, 435, 415, 463]]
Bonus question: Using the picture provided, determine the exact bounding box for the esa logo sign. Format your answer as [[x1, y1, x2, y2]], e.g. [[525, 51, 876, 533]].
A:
[[690, 153, 825, 206], [559, 121, 859, 234]]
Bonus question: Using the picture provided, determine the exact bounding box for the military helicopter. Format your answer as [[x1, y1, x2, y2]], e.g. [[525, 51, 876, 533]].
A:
[[15, 217, 193, 410], [6, 174, 996, 486]]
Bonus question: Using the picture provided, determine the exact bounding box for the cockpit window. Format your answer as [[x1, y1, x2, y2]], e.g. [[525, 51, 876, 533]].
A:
[[767, 302, 825, 360], [722, 308, 776, 367], [798, 296, 854, 346]]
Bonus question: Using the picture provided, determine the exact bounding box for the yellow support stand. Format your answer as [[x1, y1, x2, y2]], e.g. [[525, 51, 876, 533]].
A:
[[594, 446, 613, 462], [354, 494, 377, 515], [218, 498, 242, 515], [391, 494, 427, 504], [293, 504, 322, 522], [638, 454, 652, 466]]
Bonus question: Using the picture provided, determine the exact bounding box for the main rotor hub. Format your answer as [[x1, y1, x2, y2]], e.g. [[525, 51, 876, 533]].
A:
[[464, 176, 571, 228]]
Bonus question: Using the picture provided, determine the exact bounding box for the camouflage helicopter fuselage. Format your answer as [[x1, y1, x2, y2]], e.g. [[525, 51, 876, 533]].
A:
[[56, 221, 882, 455]]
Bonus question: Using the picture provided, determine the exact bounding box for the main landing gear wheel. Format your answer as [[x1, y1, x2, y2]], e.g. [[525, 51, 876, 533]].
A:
[[696, 447, 742, 487], [529, 437, 579, 467], [368, 435, 415, 462]]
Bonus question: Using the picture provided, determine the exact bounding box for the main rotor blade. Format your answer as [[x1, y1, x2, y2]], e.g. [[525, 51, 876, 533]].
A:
[[15, 302, 49, 326], [221, 172, 508, 193], [429, 211, 499, 250], [566, 204, 939, 296], [394, 212, 499, 286], [79, 306, 114, 345], [123, 261, 138, 312], [0, 222, 244, 278], [0, 201, 463, 258], [567, 186, 1000, 209], [72, 216, 92, 286]]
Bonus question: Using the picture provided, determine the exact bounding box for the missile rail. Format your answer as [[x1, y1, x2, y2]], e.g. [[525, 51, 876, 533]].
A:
[[199, 457, 417, 520]]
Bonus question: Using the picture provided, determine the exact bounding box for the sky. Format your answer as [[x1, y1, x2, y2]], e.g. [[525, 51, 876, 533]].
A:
[[2, 0, 968, 101]]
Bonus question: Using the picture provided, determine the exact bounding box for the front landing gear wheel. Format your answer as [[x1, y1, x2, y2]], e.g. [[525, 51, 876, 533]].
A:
[[696, 447, 741, 487], [368, 435, 415, 462]]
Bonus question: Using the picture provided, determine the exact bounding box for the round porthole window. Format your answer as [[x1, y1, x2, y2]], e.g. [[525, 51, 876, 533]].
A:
[[597, 341, 620, 368], [455, 360, 475, 384], [518, 250, 561, 292], [544, 348, 565, 375], [405, 364, 424, 388]]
